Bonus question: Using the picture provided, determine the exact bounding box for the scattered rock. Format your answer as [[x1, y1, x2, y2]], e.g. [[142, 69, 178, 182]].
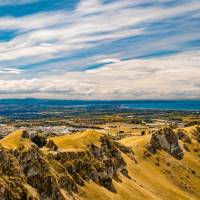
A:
[[143, 150, 151, 159]]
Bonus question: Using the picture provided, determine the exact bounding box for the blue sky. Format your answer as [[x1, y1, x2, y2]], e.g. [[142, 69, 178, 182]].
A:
[[0, 0, 200, 99]]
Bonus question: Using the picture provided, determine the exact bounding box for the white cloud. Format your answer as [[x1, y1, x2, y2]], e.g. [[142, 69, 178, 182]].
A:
[[0, 51, 200, 99], [97, 58, 121, 63], [0, 0, 199, 64], [0, 0, 38, 6], [0, 67, 25, 74]]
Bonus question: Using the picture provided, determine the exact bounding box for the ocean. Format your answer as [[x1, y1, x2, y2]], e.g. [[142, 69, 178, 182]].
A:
[[122, 100, 200, 111], [0, 99, 200, 111]]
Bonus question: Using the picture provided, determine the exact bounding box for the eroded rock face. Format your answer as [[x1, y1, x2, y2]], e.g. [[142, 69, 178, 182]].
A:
[[13, 145, 68, 200], [0, 146, 23, 177], [0, 176, 39, 200], [0, 135, 136, 199], [147, 127, 183, 159], [0, 146, 39, 200], [54, 136, 136, 193]]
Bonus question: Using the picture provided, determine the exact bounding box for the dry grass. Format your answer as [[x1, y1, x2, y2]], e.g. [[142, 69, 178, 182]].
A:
[[0, 130, 31, 149], [80, 126, 200, 200], [50, 129, 102, 151]]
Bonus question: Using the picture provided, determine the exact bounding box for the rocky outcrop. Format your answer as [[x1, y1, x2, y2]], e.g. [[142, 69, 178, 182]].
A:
[[13, 144, 72, 200], [54, 135, 136, 193], [147, 127, 183, 159], [0, 145, 39, 200], [21, 131, 47, 148], [0, 134, 136, 199], [0, 176, 40, 200]]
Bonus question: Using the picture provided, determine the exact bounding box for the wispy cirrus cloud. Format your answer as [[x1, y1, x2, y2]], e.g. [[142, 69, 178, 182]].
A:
[[0, 0, 39, 6], [0, 67, 25, 74], [0, 0, 199, 63]]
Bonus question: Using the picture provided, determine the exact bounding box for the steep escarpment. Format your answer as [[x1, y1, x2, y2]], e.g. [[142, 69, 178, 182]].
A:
[[0, 130, 136, 199], [0, 145, 40, 200], [52, 135, 136, 193]]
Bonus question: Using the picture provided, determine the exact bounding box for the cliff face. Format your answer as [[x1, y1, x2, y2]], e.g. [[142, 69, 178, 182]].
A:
[[0, 145, 39, 200], [53, 135, 136, 193], [0, 133, 136, 200]]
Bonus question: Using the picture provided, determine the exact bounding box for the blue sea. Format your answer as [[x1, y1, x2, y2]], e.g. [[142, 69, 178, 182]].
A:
[[122, 100, 200, 111], [0, 99, 200, 111]]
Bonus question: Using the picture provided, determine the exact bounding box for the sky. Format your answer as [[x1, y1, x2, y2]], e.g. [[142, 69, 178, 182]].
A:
[[0, 0, 200, 100]]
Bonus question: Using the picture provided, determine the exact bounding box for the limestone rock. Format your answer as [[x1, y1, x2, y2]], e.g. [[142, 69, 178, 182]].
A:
[[0, 146, 39, 200], [147, 127, 183, 159], [0, 134, 136, 199], [13, 145, 66, 200]]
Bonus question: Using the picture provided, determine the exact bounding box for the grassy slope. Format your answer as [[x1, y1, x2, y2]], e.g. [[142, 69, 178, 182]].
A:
[[0, 130, 31, 149], [80, 128, 200, 200], [50, 129, 102, 151]]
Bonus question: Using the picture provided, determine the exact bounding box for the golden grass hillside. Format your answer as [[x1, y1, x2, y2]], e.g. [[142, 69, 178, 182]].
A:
[[0, 126, 199, 200], [78, 126, 200, 200], [0, 129, 32, 149], [49, 129, 102, 151]]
